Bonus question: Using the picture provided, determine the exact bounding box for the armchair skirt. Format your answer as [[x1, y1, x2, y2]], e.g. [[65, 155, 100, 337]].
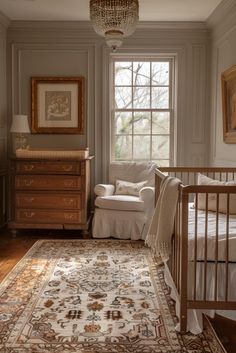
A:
[[92, 209, 146, 240]]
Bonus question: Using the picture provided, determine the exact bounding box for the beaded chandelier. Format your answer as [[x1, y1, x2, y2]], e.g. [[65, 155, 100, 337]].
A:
[[90, 0, 139, 51]]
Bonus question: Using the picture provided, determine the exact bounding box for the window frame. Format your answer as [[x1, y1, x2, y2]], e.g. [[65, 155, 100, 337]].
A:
[[110, 55, 176, 166]]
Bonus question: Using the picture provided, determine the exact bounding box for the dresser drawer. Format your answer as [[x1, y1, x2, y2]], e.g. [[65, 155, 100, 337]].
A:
[[15, 161, 81, 175], [16, 193, 82, 209], [16, 209, 81, 223], [15, 175, 81, 190]]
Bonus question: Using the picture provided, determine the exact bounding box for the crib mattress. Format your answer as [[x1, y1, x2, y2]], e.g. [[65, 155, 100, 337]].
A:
[[188, 204, 236, 261]]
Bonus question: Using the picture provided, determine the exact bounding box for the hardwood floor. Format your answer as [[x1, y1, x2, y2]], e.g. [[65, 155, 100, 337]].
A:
[[209, 315, 236, 353], [0, 227, 236, 352], [0, 227, 85, 282]]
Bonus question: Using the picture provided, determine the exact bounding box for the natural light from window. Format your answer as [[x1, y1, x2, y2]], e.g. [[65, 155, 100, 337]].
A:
[[111, 58, 175, 166]]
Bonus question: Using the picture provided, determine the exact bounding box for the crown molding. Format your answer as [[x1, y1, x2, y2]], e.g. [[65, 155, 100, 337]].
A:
[[8, 19, 208, 31], [207, 0, 235, 27], [9, 20, 91, 30], [137, 21, 208, 30], [0, 11, 10, 28], [7, 20, 209, 42], [207, 0, 236, 39]]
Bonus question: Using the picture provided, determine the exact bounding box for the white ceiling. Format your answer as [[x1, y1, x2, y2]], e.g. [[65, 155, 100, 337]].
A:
[[0, 0, 223, 22]]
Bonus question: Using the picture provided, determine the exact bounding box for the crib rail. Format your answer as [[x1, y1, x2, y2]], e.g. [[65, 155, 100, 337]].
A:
[[155, 167, 236, 333]]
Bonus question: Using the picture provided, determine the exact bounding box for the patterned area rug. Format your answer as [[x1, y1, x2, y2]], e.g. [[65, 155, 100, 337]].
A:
[[0, 240, 225, 353]]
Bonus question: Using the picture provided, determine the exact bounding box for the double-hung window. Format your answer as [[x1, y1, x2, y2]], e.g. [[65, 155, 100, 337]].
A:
[[111, 57, 175, 166]]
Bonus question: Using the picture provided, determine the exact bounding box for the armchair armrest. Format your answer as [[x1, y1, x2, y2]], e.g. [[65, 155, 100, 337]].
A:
[[94, 184, 115, 197], [139, 186, 155, 206], [139, 187, 155, 238]]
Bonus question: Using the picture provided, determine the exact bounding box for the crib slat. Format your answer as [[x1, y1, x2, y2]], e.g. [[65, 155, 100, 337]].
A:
[[177, 200, 180, 293], [204, 193, 208, 301], [174, 219, 177, 284], [187, 172, 190, 185], [194, 193, 198, 301], [180, 191, 189, 333], [214, 193, 219, 302], [225, 193, 230, 301]]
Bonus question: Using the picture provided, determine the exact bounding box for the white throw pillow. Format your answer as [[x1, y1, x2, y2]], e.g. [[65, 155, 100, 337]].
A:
[[115, 179, 147, 196], [197, 173, 236, 214]]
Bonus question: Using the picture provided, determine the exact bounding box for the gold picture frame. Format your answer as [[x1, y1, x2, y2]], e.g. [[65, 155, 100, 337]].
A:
[[31, 77, 85, 134], [222, 65, 236, 143]]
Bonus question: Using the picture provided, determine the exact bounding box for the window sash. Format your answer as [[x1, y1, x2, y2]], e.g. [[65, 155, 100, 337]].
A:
[[111, 57, 175, 164]]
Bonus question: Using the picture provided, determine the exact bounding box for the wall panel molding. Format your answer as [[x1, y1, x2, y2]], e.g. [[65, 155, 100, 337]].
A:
[[191, 44, 207, 144], [9, 42, 96, 154]]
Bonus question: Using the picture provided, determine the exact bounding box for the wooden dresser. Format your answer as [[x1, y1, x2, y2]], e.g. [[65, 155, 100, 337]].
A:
[[9, 157, 93, 234]]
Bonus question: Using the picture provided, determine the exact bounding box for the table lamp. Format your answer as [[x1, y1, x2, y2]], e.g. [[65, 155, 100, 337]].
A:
[[10, 114, 31, 150]]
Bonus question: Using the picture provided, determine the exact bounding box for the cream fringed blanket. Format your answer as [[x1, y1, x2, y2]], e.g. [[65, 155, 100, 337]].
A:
[[145, 176, 181, 262]]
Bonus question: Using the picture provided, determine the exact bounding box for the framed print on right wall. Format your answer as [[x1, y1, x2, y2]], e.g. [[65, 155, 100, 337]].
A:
[[222, 65, 236, 143]]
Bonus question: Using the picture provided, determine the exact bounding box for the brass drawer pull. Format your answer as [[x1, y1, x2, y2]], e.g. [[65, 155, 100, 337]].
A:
[[23, 211, 35, 218], [64, 180, 75, 187], [62, 165, 73, 172], [24, 165, 34, 172], [63, 198, 75, 206], [64, 214, 75, 220], [24, 180, 34, 186], [23, 197, 35, 203]]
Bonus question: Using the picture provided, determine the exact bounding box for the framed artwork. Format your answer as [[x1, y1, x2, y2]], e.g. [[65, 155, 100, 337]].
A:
[[31, 77, 85, 134], [222, 65, 236, 143]]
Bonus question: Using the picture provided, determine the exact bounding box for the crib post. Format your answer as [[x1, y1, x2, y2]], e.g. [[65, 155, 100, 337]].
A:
[[179, 190, 189, 333]]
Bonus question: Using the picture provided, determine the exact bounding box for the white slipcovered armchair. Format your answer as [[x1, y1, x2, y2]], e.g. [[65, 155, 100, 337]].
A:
[[92, 162, 156, 240]]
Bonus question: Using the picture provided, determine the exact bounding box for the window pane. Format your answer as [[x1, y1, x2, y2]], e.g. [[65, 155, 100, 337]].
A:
[[152, 135, 169, 159], [115, 62, 132, 85], [115, 87, 132, 109], [115, 135, 132, 160], [133, 62, 150, 86], [133, 87, 150, 109], [134, 136, 150, 159], [152, 87, 169, 109], [152, 62, 169, 85], [152, 112, 170, 134], [115, 112, 132, 134], [134, 112, 151, 134]]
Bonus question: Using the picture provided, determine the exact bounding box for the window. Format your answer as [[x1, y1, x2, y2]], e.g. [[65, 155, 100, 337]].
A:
[[111, 58, 175, 166]]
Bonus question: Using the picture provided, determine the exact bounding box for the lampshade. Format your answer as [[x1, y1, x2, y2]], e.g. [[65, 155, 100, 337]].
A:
[[90, 0, 139, 51], [10, 115, 30, 134]]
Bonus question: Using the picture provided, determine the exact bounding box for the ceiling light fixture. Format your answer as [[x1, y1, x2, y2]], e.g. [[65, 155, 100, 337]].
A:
[[89, 0, 139, 51]]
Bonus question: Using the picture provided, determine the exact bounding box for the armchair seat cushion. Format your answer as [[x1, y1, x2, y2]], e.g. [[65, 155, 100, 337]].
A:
[[95, 195, 144, 212]]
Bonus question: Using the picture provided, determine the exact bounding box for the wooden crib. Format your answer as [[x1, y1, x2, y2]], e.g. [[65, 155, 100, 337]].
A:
[[155, 167, 236, 333]]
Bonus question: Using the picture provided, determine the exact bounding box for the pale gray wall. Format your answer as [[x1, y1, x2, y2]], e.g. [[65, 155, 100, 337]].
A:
[[208, 0, 236, 166], [6, 20, 211, 189]]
